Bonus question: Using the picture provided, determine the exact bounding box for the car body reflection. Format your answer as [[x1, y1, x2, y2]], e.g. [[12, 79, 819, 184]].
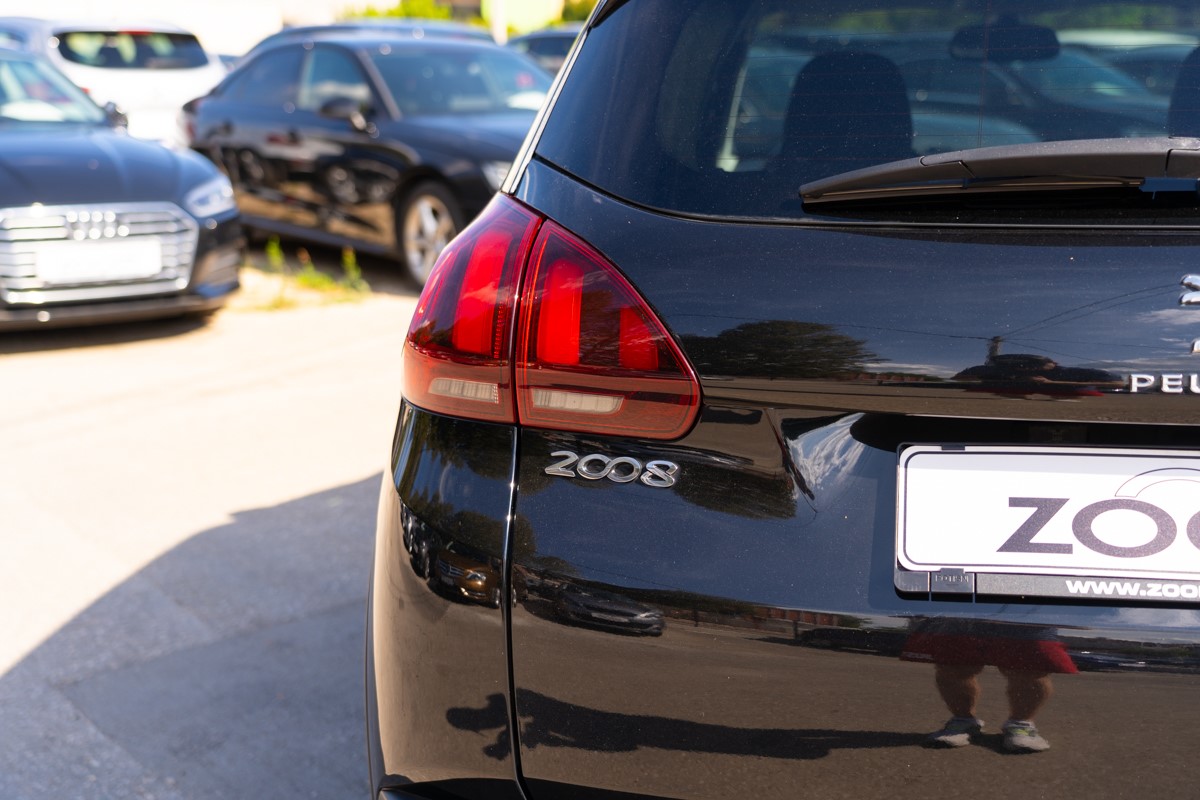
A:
[[552, 583, 665, 636], [434, 540, 503, 608]]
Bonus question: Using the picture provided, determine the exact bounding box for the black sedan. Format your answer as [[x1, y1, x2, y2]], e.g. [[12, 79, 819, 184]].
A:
[[0, 48, 242, 331], [187, 31, 551, 285]]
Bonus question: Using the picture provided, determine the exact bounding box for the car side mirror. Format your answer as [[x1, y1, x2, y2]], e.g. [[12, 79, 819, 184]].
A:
[[103, 101, 128, 129], [319, 97, 373, 133]]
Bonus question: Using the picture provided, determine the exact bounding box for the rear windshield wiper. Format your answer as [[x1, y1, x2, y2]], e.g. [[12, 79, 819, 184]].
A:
[[800, 137, 1200, 205]]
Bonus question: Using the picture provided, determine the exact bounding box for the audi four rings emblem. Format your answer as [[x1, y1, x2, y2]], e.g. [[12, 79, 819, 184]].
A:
[[545, 451, 680, 488]]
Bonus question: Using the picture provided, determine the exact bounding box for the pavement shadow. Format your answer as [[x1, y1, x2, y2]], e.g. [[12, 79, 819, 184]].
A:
[[0, 314, 212, 355], [448, 691, 927, 763], [0, 476, 379, 800]]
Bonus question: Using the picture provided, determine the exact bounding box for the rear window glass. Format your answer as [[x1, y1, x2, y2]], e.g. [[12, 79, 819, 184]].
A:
[[56, 31, 210, 69], [536, 0, 1197, 219]]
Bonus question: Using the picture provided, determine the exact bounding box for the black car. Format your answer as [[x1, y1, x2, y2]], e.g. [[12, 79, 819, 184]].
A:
[[369, 1, 1200, 799], [0, 48, 242, 331], [241, 19, 495, 62], [187, 32, 550, 285], [551, 583, 665, 635]]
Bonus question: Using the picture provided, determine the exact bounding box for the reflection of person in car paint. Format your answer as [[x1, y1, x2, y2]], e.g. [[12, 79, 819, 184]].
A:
[[901, 617, 1077, 752]]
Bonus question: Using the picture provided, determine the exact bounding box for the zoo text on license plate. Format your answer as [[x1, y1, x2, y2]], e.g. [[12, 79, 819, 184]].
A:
[[897, 446, 1200, 582]]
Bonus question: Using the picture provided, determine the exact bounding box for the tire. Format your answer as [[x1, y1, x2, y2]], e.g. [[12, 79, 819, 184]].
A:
[[397, 181, 463, 286]]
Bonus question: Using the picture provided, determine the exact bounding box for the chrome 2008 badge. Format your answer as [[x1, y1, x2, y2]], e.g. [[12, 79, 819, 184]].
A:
[[545, 451, 679, 488]]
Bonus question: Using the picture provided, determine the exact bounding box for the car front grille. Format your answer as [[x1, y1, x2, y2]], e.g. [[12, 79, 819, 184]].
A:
[[0, 203, 199, 306], [437, 560, 465, 578]]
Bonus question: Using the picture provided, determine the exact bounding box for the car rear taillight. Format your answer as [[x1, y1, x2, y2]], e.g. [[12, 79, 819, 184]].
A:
[[403, 197, 540, 423], [403, 196, 701, 440], [515, 219, 700, 439]]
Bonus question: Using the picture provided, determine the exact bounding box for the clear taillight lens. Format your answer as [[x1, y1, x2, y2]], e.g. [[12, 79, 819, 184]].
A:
[[403, 196, 701, 440]]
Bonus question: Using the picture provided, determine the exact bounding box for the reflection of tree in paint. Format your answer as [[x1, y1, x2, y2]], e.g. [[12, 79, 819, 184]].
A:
[[680, 321, 876, 379]]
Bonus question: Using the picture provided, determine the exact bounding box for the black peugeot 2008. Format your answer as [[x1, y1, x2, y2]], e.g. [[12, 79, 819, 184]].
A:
[[369, 1, 1200, 798]]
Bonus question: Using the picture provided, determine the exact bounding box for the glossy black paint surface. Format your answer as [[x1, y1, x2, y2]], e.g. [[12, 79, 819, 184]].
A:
[[499, 162, 1200, 796], [517, 158, 1200, 424], [369, 167, 1200, 800], [369, 404, 522, 799], [510, 418, 1200, 799]]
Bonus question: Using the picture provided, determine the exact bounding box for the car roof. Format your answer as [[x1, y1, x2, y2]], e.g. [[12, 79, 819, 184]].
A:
[[249, 28, 506, 56], [510, 23, 584, 41], [0, 16, 197, 36], [244, 19, 494, 55]]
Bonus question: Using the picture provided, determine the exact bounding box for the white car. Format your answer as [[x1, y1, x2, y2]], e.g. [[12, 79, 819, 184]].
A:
[[0, 17, 227, 147]]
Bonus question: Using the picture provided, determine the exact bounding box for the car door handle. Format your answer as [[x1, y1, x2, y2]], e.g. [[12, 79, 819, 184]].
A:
[[214, 120, 233, 136]]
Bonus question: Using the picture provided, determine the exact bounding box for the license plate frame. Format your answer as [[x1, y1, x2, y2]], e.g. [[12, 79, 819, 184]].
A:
[[896, 445, 1200, 601], [33, 239, 163, 285]]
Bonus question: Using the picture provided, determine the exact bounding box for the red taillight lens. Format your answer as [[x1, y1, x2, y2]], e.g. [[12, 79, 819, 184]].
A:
[[515, 220, 700, 439], [403, 198, 541, 423], [403, 196, 701, 440]]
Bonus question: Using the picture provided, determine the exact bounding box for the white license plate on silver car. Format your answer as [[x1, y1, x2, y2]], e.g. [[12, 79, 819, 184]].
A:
[[34, 240, 162, 284], [898, 445, 1200, 583]]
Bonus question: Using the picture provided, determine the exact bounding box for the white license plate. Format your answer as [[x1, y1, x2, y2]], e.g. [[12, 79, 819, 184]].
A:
[[34, 240, 162, 284], [898, 445, 1200, 582]]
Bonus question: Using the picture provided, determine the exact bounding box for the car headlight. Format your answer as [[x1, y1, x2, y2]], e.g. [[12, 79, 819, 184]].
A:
[[184, 174, 236, 218], [482, 161, 512, 192]]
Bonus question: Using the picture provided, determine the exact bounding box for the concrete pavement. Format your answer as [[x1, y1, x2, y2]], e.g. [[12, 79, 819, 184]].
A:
[[0, 277, 417, 799]]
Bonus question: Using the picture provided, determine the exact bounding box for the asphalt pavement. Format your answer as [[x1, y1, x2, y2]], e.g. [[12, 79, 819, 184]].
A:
[[0, 258, 417, 799]]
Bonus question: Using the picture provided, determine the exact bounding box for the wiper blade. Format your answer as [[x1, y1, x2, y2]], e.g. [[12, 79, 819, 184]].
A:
[[800, 137, 1200, 205]]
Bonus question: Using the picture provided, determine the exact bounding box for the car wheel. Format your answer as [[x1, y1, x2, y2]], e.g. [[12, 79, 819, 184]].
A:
[[398, 181, 462, 286]]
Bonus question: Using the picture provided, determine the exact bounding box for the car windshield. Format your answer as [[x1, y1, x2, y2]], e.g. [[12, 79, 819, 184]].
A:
[[369, 46, 550, 115], [56, 31, 210, 69], [537, 0, 1200, 220], [0, 54, 105, 124]]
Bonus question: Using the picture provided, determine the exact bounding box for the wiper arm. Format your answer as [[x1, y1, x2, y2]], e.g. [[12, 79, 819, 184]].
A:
[[800, 137, 1200, 205]]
